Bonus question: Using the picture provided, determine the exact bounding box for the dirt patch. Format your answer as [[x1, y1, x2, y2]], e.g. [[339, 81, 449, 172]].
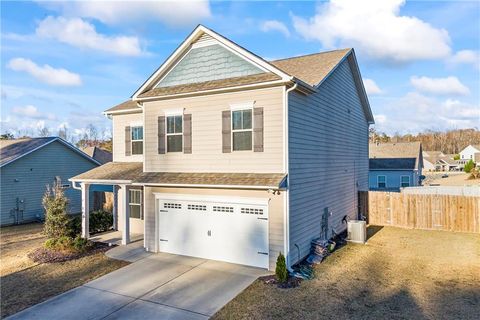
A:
[[0, 223, 45, 276], [28, 242, 113, 263], [212, 226, 480, 320], [0, 223, 129, 318]]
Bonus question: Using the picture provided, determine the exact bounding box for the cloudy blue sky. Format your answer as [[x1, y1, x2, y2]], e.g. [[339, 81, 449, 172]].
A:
[[1, 0, 479, 139]]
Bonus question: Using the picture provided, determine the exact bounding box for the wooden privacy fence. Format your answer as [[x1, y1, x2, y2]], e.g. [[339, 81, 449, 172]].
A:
[[359, 191, 480, 233]]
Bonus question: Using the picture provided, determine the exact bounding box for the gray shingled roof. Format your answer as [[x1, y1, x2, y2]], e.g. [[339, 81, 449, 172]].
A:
[[81, 147, 112, 165], [369, 142, 422, 171], [0, 137, 100, 167], [1, 137, 57, 166]]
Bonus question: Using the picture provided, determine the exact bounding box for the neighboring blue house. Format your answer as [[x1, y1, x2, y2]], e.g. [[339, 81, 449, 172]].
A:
[[369, 142, 423, 191], [0, 137, 102, 226]]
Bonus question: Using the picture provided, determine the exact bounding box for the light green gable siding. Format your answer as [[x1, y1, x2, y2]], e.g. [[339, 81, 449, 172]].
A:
[[0, 141, 98, 226], [156, 44, 264, 88]]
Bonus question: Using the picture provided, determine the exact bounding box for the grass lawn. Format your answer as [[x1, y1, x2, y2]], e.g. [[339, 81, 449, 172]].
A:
[[0, 223, 129, 318], [213, 226, 480, 320]]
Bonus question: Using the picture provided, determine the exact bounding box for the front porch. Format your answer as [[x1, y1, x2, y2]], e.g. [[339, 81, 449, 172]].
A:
[[89, 230, 144, 246]]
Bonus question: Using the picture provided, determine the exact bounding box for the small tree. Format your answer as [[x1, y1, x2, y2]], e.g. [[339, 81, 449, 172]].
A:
[[453, 154, 460, 160], [275, 252, 288, 283], [464, 159, 475, 173], [43, 181, 70, 240]]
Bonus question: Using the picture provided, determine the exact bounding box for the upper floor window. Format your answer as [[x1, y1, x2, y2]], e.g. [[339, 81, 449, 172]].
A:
[[129, 189, 143, 219], [377, 175, 386, 189], [167, 115, 183, 152], [131, 126, 143, 155], [401, 176, 410, 188], [232, 109, 252, 151]]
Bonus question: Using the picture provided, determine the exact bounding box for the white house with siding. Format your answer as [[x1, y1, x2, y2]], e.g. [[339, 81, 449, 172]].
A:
[[71, 25, 374, 270]]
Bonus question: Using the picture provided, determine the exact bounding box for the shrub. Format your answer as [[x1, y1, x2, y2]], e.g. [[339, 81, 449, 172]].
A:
[[464, 159, 475, 173], [43, 182, 70, 239], [89, 210, 113, 233], [453, 154, 460, 160], [72, 235, 91, 253], [275, 252, 288, 283], [69, 215, 82, 237]]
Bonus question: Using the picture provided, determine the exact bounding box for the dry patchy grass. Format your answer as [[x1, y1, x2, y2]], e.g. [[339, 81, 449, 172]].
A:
[[0, 223, 129, 318], [213, 226, 480, 320]]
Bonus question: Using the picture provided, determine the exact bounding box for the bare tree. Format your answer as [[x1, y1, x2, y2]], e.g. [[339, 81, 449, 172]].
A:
[[37, 127, 51, 137]]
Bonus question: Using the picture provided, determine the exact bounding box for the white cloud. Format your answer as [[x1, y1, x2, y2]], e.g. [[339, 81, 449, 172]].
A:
[[410, 76, 470, 95], [363, 78, 383, 95], [374, 114, 387, 125], [7, 58, 82, 86], [292, 0, 451, 63], [11, 105, 57, 120], [372, 92, 479, 134], [260, 20, 290, 37], [448, 50, 480, 69], [36, 16, 143, 56], [37, 0, 211, 27]]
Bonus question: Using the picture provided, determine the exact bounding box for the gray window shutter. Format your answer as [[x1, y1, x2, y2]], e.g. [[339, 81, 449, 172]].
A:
[[183, 114, 192, 154], [158, 116, 166, 154], [253, 107, 264, 152], [125, 126, 131, 156], [222, 110, 231, 153]]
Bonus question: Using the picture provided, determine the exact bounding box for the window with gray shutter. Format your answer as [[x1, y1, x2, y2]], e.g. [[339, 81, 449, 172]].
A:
[[222, 110, 231, 153], [158, 116, 166, 154], [125, 126, 131, 156], [253, 107, 264, 152], [183, 114, 192, 154]]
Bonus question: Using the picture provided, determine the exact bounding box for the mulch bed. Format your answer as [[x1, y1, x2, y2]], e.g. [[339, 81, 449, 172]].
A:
[[259, 275, 302, 289], [28, 242, 114, 263]]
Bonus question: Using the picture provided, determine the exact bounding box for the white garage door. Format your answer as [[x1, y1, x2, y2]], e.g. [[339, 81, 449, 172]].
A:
[[157, 194, 269, 269]]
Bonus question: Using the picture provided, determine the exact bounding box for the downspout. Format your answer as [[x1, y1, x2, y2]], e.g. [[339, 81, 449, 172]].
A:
[[284, 82, 297, 271], [71, 180, 81, 190]]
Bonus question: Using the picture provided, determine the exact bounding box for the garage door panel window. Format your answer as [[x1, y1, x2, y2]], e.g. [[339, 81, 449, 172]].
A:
[[164, 202, 181, 209], [213, 206, 234, 213], [129, 189, 142, 219], [187, 204, 207, 211], [241, 207, 264, 215], [167, 115, 183, 152], [232, 109, 252, 151]]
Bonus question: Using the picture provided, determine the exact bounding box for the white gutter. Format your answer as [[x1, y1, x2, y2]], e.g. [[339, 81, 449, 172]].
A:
[[131, 182, 282, 190], [284, 82, 297, 271]]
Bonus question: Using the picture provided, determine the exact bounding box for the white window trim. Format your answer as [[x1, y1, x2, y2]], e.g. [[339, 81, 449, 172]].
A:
[[230, 108, 254, 152], [129, 189, 143, 220], [166, 114, 183, 153], [377, 175, 387, 189], [131, 126, 143, 155], [230, 101, 254, 111], [400, 175, 410, 188]]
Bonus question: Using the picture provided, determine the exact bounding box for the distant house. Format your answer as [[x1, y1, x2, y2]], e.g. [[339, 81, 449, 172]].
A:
[[423, 151, 458, 172], [81, 146, 112, 164], [369, 142, 423, 191], [458, 145, 480, 169], [0, 137, 101, 226], [423, 151, 444, 171]]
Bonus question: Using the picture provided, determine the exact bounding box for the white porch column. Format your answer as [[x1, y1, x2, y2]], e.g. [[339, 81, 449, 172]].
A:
[[121, 184, 130, 245], [81, 183, 90, 239], [112, 185, 119, 230]]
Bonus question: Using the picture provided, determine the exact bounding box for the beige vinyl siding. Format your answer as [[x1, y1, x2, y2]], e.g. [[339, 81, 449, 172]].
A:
[[287, 57, 369, 266], [112, 112, 143, 162], [143, 187, 284, 270], [143, 86, 284, 173]]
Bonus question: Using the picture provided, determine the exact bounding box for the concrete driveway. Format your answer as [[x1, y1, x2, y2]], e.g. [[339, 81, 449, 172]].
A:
[[8, 252, 266, 320]]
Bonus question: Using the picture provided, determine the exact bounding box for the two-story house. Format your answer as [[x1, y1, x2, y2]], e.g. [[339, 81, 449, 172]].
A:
[[71, 25, 374, 270], [369, 142, 423, 191]]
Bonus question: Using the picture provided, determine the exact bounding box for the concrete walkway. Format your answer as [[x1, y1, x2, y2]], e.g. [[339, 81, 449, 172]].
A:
[[8, 252, 267, 320]]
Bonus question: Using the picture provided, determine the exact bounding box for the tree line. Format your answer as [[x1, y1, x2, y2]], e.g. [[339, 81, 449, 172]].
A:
[[370, 128, 480, 154], [0, 124, 112, 152]]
